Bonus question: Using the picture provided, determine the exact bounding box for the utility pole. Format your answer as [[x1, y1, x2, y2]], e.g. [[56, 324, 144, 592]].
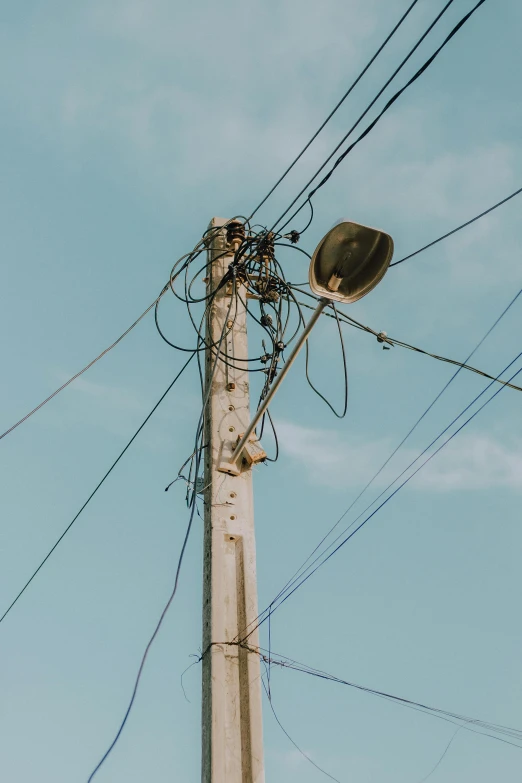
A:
[[200, 216, 393, 782], [202, 218, 265, 783]]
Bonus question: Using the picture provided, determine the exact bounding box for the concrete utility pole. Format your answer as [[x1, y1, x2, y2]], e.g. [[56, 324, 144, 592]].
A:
[[202, 218, 265, 783]]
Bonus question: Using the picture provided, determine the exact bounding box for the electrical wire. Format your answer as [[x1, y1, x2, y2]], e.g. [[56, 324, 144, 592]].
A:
[[249, 645, 522, 750], [269, 0, 458, 233], [416, 728, 461, 783], [304, 302, 349, 418], [0, 352, 196, 627], [247, 0, 422, 221], [261, 671, 341, 783], [0, 288, 168, 442], [294, 292, 522, 394], [391, 185, 522, 267], [87, 234, 248, 779], [245, 351, 522, 639], [0, 219, 242, 444], [240, 283, 522, 641], [11, 210, 520, 777], [86, 486, 199, 782], [10, 176, 517, 446], [275, 0, 488, 235]]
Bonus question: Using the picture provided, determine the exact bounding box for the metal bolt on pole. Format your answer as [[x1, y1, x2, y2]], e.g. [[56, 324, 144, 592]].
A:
[[201, 218, 265, 783]]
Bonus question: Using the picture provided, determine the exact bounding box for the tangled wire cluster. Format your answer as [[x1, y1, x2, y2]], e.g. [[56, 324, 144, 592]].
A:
[[155, 217, 348, 516]]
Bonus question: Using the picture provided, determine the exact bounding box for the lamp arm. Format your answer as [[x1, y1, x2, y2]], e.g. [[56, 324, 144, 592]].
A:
[[229, 298, 329, 464]]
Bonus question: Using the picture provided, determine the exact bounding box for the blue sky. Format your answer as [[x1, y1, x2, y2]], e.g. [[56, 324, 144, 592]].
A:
[[1, 0, 522, 781]]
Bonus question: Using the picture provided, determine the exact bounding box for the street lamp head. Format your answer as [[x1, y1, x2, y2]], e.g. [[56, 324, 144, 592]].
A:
[[309, 220, 394, 304]]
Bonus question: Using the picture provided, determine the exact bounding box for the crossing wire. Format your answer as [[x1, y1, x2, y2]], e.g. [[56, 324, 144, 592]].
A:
[[247, 0, 422, 221], [247, 351, 522, 639], [240, 284, 522, 641], [248, 645, 522, 750], [294, 290, 522, 394], [274, 0, 488, 235]]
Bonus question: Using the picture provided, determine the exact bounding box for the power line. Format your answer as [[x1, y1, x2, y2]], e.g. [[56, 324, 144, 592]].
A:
[[241, 284, 522, 640], [86, 471, 199, 782], [269, 0, 457, 233], [247, 283, 522, 631], [391, 185, 522, 266], [86, 254, 243, 780], [275, 0, 488, 234], [0, 352, 195, 627], [0, 220, 239, 443], [11, 178, 518, 450], [250, 351, 522, 635], [0, 288, 168, 442], [249, 645, 522, 750], [294, 291, 522, 393], [86, 479, 199, 782], [247, 0, 422, 221]]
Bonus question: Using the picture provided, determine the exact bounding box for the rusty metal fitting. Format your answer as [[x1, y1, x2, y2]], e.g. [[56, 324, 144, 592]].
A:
[[226, 221, 245, 249]]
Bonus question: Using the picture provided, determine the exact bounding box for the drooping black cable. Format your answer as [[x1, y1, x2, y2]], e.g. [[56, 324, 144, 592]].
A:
[[304, 302, 348, 418], [0, 352, 196, 627], [86, 276, 237, 781], [86, 483, 200, 783], [417, 728, 461, 783], [294, 293, 522, 393], [247, 0, 422, 221], [260, 673, 341, 783], [277, 0, 488, 234], [390, 185, 522, 266]]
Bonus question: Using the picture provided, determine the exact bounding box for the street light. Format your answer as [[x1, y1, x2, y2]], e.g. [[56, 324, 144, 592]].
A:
[[309, 220, 394, 303], [223, 221, 394, 472]]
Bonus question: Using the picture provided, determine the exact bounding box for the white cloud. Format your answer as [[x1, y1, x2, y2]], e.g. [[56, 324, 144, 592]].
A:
[[417, 433, 522, 491], [277, 420, 522, 492], [271, 745, 322, 772], [49, 0, 399, 208], [8, 0, 521, 259], [43, 372, 199, 447], [331, 103, 517, 240], [68, 376, 143, 411], [280, 748, 311, 769]]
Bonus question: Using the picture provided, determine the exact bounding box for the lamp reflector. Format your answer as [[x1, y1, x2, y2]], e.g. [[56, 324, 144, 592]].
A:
[[309, 221, 394, 303]]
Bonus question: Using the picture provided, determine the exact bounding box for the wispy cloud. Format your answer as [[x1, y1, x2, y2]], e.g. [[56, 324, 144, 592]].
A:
[[277, 420, 522, 492], [46, 372, 199, 446], [68, 376, 144, 411]]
